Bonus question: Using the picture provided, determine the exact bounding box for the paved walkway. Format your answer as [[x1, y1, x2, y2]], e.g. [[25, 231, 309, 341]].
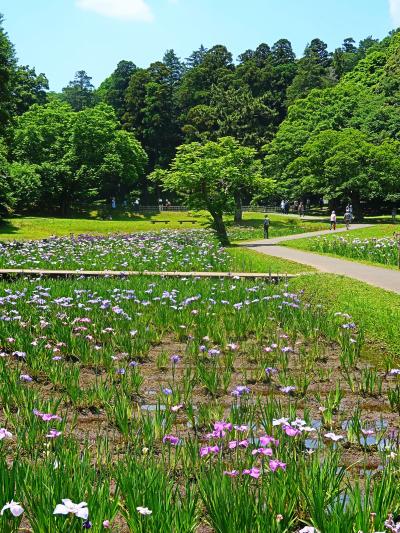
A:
[[245, 225, 400, 294], [246, 224, 373, 246]]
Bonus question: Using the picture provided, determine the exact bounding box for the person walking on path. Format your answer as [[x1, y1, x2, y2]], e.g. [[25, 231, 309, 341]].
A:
[[263, 215, 270, 239], [298, 202, 305, 218], [330, 211, 337, 231], [280, 199, 285, 214], [285, 200, 289, 214], [344, 209, 352, 230]]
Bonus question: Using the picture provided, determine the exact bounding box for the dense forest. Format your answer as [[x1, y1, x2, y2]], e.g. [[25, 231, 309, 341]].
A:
[[0, 12, 399, 216]]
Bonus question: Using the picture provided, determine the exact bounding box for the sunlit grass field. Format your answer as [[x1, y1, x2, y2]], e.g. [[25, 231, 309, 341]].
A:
[[0, 212, 329, 241]]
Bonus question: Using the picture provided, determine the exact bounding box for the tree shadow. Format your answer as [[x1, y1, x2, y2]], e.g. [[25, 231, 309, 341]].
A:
[[0, 219, 19, 237]]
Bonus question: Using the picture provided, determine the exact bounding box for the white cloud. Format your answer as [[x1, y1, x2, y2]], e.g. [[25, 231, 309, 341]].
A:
[[76, 0, 154, 22], [389, 0, 400, 26]]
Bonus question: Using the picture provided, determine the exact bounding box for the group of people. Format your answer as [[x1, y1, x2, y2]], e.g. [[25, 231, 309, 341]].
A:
[[110, 198, 175, 212], [330, 204, 353, 231], [111, 197, 141, 213], [280, 199, 311, 216], [158, 198, 171, 211], [263, 203, 355, 239]]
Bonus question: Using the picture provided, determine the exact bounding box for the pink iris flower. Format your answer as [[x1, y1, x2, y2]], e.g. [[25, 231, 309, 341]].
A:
[[260, 435, 279, 447], [46, 429, 62, 439], [252, 447, 273, 456], [269, 460, 287, 472], [162, 434, 180, 445], [224, 470, 239, 477], [33, 409, 62, 422], [283, 425, 301, 437], [200, 445, 220, 457], [242, 467, 261, 479]]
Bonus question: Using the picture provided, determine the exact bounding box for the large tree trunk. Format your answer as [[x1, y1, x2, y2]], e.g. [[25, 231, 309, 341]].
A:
[[234, 194, 243, 225], [350, 190, 361, 221], [60, 194, 69, 217], [210, 209, 229, 245]]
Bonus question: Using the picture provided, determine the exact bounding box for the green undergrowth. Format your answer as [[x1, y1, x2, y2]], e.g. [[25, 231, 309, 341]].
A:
[[289, 273, 400, 361], [226, 247, 314, 274]]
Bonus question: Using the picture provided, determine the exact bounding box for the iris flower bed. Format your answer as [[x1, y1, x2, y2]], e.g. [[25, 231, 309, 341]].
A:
[[0, 230, 229, 272], [310, 236, 398, 267], [0, 276, 400, 531]]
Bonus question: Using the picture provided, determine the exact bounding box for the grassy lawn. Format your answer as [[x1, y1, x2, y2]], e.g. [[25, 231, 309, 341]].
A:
[[226, 246, 314, 274], [0, 212, 331, 241], [289, 273, 400, 360], [0, 212, 209, 240], [227, 214, 330, 241], [283, 224, 400, 270]]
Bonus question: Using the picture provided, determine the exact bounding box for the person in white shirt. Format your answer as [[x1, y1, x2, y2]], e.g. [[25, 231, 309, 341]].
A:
[[330, 211, 337, 230]]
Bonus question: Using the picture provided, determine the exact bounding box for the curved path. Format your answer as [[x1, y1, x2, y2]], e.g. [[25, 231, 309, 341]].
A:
[[247, 224, 373, 246], [245, 225, 400, 294]]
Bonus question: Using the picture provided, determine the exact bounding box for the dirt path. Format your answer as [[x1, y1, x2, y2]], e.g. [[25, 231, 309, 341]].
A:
[[245, 225, 400, 294]]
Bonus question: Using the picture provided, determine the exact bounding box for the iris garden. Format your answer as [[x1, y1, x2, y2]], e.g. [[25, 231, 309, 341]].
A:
[[0, 230, 399, 532], [309, 236, 399, 268]]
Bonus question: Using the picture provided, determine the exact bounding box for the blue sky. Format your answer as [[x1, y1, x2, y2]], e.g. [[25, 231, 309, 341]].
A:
[[1, 0, 399, 91]]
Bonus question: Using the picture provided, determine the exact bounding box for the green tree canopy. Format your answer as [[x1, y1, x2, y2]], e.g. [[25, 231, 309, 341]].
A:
[[150, 137, 273, 241], [61, 70, 97, 111], [0, 14, 16, 133], [12, 65, 49, 115], [264, 31, 400, 208], [12, 101, 147, 212], [97, 60, 136, 119], [287, 38, 335, 104], [283, 129, 400, 208], [124, 62, 181, 167], [0, 138, 12, 216]]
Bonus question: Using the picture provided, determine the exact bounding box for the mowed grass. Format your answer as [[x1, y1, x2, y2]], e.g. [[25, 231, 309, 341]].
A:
[[0, 212, 330, 241], [226, 247, 314, 274], [283, 224, 399, 269], [0, 212, 209, 240], [290, 273, 400, 360], [227, 215, 330, 241]]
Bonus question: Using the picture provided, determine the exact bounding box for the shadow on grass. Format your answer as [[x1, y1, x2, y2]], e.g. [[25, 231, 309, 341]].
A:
[[0, 219, 18, 236]]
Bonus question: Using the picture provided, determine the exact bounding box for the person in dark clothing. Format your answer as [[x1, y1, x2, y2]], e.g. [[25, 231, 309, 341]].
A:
[[263, 215, 270, 239]]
